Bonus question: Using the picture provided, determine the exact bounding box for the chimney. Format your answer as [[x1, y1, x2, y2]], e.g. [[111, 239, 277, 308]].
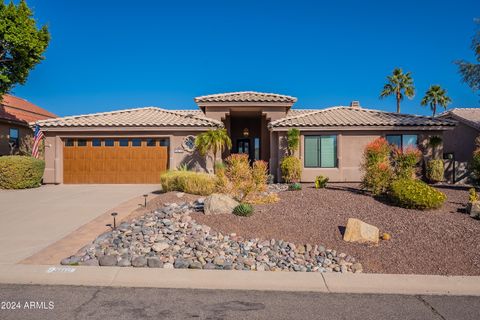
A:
[[350, 100, 361, 108]]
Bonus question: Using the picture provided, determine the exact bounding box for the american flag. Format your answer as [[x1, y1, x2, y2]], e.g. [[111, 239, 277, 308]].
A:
[[32, 125, 44, 159]]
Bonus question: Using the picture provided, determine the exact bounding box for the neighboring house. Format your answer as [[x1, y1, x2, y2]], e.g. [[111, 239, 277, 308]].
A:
[[34, 91, 455, 184], [438, 108, 480, 183], [0, 94, 57, 155]]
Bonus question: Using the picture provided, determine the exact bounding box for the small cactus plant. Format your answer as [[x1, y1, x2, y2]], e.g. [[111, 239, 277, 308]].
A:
[[233, 203, 253, 217], [288, 182, 302, 191]]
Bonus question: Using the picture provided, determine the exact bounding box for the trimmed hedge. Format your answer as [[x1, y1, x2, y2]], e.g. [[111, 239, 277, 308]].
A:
[[0, 156, 45, 189], [280, 156, 301, 183], [160, 170, 216, 196], [389, 179, 446, 210]]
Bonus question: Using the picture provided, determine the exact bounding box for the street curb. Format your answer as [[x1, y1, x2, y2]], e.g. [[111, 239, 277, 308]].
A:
[[1, 264, 479, 296]]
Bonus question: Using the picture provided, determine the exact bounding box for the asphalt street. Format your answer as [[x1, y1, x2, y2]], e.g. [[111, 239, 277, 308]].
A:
[[0, 284, 479, 320]]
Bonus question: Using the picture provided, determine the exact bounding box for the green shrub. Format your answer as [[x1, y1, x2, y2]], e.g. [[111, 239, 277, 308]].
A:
[[233, 203, 253, 217], [472, 150, 480, 182], [0, 156, 45, 189], [389, 179, 446, 210], [469, 188, 478, 202], [426, 159, 444, 183], [392, 147, 421, 179], [160, 171, 216, 196], [281, 156, 301, 183], [288, 182, 302, 191], [361, 137, 394, 195], [315, 175, 329, 189]]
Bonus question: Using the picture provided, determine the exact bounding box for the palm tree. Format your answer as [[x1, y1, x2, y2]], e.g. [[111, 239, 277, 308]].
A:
[[421, 85, 452, 117], [195, 128, 232, 171], [380, 68, 415, 113]]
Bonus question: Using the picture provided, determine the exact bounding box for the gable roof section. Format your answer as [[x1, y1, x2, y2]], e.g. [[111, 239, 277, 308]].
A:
[[438, 108, 480, 130], [194, 91, 297, 103], [35, 107, 223, 128], [0, 94, 56, 124], [269, 106, 456, 129]]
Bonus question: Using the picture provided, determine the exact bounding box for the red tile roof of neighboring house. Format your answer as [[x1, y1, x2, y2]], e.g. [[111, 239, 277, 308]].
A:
[[0, 94, 56, 125], [438, 108, 480, 130]]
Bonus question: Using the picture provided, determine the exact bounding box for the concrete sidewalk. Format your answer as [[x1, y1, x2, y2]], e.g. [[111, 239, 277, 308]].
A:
[[0, 184, 159, 264], [1, 264, 479, 296]]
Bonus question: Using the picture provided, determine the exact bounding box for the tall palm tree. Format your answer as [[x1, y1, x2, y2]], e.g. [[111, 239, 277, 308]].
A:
[[195, 128, 232, 170], [380, 68, 415, 113], [421, 85, 452, 117]]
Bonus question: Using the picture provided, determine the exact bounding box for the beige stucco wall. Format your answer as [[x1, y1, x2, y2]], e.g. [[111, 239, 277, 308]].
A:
[[273, 129, 444, 183], [42, 129, 213, 184]]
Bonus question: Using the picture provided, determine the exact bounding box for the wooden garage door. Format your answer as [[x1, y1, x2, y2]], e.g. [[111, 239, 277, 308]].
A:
[[63, 138, 168, 184]]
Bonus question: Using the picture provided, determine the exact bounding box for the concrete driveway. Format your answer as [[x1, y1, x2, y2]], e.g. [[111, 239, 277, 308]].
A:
[[0, 184, 159, 265]]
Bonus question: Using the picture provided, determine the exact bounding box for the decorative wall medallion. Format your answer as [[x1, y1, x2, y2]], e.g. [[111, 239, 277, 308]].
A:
[[182, 135, 196, 152]]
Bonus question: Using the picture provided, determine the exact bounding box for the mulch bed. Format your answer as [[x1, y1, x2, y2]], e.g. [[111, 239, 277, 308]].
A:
[[192, 183, 480, 276]]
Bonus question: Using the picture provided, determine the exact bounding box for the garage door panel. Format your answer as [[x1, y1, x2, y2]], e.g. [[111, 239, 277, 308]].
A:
[[63, 139, 168, 184]]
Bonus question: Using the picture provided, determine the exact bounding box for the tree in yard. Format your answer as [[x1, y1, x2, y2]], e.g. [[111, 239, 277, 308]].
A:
[[0, 0, 50, 98], [380, 68, 415, 113], [421, 85, 452, 117], [195, 128, 232, 171], [286, 128, 300, 156], [454, 19, 480, 96]]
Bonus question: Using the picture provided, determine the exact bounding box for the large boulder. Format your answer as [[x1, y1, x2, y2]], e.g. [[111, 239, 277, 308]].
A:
[[343, 218, 379, 244], [203, 193, 239, 215]]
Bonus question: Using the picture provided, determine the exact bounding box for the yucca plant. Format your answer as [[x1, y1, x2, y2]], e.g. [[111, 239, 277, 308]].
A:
[[233, 203, 253, 217]]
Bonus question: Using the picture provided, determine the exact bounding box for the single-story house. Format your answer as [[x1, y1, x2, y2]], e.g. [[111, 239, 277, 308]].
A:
[[438, 108, 480, 183], [0, 94, 57, 155], [34, 91, 456, 184]]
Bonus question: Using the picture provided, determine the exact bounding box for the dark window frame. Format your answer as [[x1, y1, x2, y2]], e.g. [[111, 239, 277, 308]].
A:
[[92, 138, 102, 147], [304, 135, 338, 168], [386, 134, 418, 150], [9, 128, 19, 146], [119, 138, 129, 147], [104, 139, 115, 147], [132, 138, 142, 147], [64, 138, 75, 147], [77, 139, 87, 147]]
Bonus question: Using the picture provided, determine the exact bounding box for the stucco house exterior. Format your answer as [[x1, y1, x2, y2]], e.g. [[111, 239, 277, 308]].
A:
[[0, 94, 57, 155], [34, 91, 456, 184], [439, 108, 480, 183]]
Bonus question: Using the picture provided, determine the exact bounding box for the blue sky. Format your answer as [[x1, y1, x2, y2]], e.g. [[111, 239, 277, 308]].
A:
[[9, 0, 480, 117]]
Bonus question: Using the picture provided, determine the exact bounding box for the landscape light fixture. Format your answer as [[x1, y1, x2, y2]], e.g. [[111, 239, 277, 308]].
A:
[[110, 212, 118, 229], [106, 223, 113, 230], [143, 194, 148, 207]]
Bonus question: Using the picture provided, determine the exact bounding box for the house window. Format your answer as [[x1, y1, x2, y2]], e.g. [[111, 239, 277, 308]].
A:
[[254, 137, 260, 160], [9, 128, 19, 147], [119, 139, 129, 147], [386, 134, 418, 150], [132, 138, 142, 147], [77, 139, 87, 147], [92, 138, 101, 147], [304, 135, 337, 168], [104, 139, 114, 147]]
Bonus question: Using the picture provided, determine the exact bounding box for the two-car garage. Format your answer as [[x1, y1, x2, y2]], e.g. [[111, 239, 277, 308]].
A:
[[63, 137, 169, 184]]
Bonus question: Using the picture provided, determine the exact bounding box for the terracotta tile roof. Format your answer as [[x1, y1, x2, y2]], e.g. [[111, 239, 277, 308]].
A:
[[0, 94, 56, 124], [269, 106, 456, 128], [35, 107, 223, 128], [438, 108, 480, 130], [194, 91, 297, 103]]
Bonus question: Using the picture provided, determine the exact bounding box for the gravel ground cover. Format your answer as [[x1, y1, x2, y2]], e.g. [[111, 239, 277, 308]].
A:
[[63, 196, 361, 273], [193, 183, 480, 276]]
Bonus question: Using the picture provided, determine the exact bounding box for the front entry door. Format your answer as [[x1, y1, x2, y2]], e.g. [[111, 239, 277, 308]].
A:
[[237, 138, 251, 161]]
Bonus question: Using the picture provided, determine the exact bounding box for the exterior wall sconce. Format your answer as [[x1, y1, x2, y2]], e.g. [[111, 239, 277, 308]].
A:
[[243, 128, 249, 137]]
